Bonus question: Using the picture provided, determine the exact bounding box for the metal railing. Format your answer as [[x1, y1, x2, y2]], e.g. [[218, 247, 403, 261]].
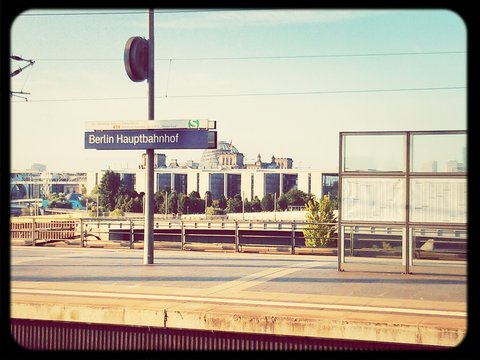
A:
[[10, 217, 338, 255], [11, 217, 466, 270]]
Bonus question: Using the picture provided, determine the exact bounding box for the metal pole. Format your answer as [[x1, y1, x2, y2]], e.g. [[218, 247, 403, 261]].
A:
[[404, 132, 411, 274], [165, 191, 168, 219], [144, 8, 155, 265], [80, 219, 84, 248], [32, 218, 36, 246], [274, 192, 277, 221], [242, 191, 245, 220], [130, 220, 134, 249]]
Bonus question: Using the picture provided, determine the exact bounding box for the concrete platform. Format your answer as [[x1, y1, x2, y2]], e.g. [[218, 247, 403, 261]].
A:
[[10, 246, 468, 348]]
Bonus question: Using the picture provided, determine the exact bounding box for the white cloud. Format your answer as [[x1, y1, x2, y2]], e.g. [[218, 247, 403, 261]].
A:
[[155, 9, 372, 29]]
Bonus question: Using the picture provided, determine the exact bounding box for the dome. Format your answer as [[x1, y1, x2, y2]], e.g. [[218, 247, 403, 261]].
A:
[[200, 141, 240, 169]]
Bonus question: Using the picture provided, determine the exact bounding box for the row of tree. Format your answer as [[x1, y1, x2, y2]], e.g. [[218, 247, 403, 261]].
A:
[[43, 171, 338, 247], [87, 170, 336, 216]]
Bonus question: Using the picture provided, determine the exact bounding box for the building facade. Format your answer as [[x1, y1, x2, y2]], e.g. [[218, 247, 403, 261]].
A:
[[12, 142, 338, 203], [10, 170, 87, 200], [86, 167, 338, 202]]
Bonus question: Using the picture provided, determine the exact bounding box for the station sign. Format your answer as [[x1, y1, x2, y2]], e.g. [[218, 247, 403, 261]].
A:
[[85, 119, 216, 131], [85, 129, 217, 150]]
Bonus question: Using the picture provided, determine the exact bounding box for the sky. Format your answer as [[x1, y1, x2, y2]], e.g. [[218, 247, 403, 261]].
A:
[[9, 8, 467, 173]]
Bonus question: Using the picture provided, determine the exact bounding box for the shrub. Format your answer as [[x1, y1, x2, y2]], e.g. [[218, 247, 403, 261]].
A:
[[109, 208, 125, 217], [206, 207, 226, 217], [303, 195, 337, 247]]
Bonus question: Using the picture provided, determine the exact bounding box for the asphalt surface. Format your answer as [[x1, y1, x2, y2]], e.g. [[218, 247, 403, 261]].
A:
[[10, 246, 467, 301], [9, 246, 469, 347]]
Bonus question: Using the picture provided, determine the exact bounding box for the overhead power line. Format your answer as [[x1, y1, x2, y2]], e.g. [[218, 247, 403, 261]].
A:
[[18, 9, 247, 17], [34, 50, 465, 62], [163, 86, 466, 98], [11, 86, 465, 103]]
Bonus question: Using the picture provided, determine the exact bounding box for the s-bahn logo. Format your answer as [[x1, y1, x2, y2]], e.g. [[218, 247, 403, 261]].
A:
[[188, 119, 200, 128]]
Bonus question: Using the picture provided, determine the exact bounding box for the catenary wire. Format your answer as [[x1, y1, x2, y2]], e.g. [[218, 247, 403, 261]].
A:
[[10, 86, 465, 103], [33, 51, 465, 62], [17, 9, 252, 16]]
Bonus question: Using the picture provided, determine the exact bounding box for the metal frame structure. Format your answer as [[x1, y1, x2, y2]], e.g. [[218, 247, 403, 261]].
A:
[[337, 130, 467, 274]]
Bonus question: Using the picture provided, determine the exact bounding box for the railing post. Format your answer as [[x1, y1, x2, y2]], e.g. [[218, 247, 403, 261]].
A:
[[291, 223, 295, 255], [80, 219, 84, 248], [32, 218, 36, 246], [181, 221, 185, 250], [234, 221, 239, 253], [130, 220, 134, 249]]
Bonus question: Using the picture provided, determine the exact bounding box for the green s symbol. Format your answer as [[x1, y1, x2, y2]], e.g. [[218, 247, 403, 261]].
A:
[[188, 119, 200, 128]]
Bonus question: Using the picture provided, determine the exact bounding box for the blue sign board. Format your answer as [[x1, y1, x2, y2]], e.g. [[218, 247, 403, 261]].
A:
[[85, 129, 216, 150]]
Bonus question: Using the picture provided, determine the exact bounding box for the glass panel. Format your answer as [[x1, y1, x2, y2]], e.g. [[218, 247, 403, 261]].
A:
[[343, 134, 405, 172], [410, 178, 467, 223], [342, 225, 403, 260], [282, 174, 298, 194], [322, 173, 338, 201], [209, 173, 224, 200], [156, 173, 171, 193], [342, 177, 405, 222], [173, 174, 187, 194], [411, 133, 467, 172], [413, 228, 467, 262], [120, 173, 135, 193], [264, 173, 280, 196], [226, 174, 241, 198]]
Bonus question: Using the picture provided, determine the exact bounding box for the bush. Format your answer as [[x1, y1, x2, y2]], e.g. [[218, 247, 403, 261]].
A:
[[109, 208, 125, 217], [303, 195, 337, 247], [206, 207, 226, 217]]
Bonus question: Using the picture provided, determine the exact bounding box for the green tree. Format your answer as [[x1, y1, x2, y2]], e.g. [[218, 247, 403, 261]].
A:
[[177, 193, 187, 214], [226, 196, 242, 213], [132, 196, 143, 213], [204, 191, 213, 207], [217, 195, 227, 210], [261, 193, 275, 212], [303, 195, 337, 247], [250, 196, 262, 212], [285, 189, 309, 208], [169, 191, 178, 215], [244, 198, 252, 212], [97, 171, 125, 211], [154, 192, 165, 213], [277, 194, 288, 211], [46, 192, 72, 209], [188, 191, 203, 214], [109, 208, 125, 217]]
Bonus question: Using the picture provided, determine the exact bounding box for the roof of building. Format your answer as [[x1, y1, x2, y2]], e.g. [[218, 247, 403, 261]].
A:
[[200, 141, 241, 169]]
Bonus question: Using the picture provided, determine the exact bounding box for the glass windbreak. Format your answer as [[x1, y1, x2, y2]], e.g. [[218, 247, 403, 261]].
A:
[[412, 227, 467, 262], [342, 225, 404, 260], [343, 134, 405, 172], [411, 133, 467, 173], [341, 177, 405, 222], [410, 178, 467, 224]]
